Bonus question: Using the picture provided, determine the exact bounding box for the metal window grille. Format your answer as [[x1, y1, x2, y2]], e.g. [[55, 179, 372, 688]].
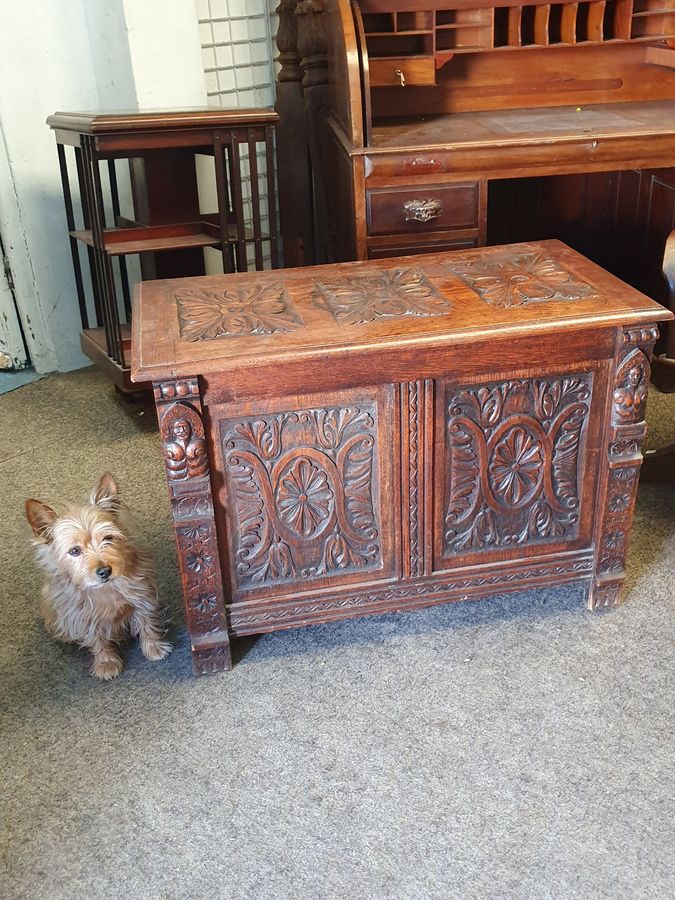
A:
[[197, 0, 279, 270]]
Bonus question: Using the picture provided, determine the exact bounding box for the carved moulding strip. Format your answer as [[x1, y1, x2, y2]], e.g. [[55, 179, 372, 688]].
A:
[[314, 267, 452, 325], [446, 249, 601, 308], [154, 378, 231, 673], [588, 326, 657, 611], [443, 374, 593, 556], [175, 283, 304, 341], [621, 325, 660, 348], [154, 379, 199, 401], [221, 403, 382, 591], [228, 556, 594, 633], [407, 381, 422, 577]]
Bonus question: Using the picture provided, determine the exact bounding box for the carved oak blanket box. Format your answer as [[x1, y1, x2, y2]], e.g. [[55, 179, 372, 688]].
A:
[[131, 240, 671, 674]]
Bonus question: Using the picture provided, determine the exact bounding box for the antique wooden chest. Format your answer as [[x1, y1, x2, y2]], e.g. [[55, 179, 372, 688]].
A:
[[131, 240, 671, 674]]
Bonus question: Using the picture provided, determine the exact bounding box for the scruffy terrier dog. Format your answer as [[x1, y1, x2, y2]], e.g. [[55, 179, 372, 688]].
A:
[[26, 473, 171, 680]]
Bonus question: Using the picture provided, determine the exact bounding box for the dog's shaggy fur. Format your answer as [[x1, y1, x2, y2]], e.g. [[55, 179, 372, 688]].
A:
[[25, 473, 171, 679]]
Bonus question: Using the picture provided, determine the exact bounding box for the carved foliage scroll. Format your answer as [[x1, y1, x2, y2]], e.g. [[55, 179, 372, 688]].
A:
[[446, 250, 600, 308], [314, 267, 452, 325], [444, 375, 593, 555], [222, 403, 382, 590]]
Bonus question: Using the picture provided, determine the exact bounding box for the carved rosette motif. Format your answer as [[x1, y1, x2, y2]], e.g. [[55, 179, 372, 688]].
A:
[[314, 267, 452, 325], [221, 404, 381, 590], [589, 325, 658, 610], [155, 378, 231, 673], [175, 283, 304, 341], [446, 250, 600, 308], [444, 375, 593, 554]]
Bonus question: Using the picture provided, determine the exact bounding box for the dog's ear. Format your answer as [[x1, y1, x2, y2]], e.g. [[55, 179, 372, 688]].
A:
[[25, 499, 58, 541], [91, 472, 120, 510]]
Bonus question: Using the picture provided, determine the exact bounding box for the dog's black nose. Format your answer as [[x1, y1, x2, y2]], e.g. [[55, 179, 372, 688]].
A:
[[96, 566, 112, 580]]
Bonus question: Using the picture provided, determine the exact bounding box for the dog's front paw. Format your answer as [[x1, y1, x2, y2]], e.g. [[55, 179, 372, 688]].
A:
[[141, 639, 173, 662], [92, 653, 124, 680]]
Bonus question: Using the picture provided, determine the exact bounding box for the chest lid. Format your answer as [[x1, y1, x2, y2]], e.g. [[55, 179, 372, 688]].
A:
[[131, 240, 670, 384]]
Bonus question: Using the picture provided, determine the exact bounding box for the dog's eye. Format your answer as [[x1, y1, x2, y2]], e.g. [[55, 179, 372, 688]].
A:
[[102, 535, 115, 544], [68, 547, 82, 557]]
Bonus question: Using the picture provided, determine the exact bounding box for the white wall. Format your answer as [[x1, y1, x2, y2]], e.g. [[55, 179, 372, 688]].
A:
[[0, 0, 208, 374]]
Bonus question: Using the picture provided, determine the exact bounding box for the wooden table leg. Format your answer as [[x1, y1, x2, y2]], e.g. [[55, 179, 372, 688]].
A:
[[643, 230, 675, 481], [650, 231, 675, 394], [641, 445, 675, 482], [587, 325, 658, 610], [154, 377, 232, 674]]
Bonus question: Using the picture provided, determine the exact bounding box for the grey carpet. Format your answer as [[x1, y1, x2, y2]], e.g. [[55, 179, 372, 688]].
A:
[[1, 368, 674, 900]]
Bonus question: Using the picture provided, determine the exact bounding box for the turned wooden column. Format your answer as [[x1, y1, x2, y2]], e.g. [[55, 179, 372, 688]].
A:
[[296, 0, 330, 264], [275, 0, 315, 267]]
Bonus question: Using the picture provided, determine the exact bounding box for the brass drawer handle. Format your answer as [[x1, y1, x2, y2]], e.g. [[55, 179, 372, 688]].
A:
[[395, 67, 406, 87], [403, 198, 443, 223]]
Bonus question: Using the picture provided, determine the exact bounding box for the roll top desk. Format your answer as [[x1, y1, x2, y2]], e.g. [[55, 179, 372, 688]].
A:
[[276, 0, 675, 309]]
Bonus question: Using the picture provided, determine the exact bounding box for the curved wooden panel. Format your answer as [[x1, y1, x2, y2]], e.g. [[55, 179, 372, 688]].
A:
[[325, 0, 364, 146]]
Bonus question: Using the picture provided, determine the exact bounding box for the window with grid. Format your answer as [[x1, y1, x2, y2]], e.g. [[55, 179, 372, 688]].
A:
[[197, 0, 279, 269]]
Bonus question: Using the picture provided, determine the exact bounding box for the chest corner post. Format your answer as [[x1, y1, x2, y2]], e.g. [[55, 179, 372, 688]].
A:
[[153, 376, 232, 674]]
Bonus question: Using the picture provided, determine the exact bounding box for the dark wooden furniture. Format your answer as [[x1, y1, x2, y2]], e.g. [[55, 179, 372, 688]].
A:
[[643, 228, 675, 479], [275, 1, 675, 317], [131, 239, 671, 674], [48, 108, 279, 391]]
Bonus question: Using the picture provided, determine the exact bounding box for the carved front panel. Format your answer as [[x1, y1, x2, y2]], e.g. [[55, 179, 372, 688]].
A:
[[439, 373, 594, 564], [219, 388, 396, 595]]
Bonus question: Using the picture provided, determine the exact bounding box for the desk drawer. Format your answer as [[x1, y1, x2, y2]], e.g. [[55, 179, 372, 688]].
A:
[[368, 182, 480, 235], [369, 57, 435, 87], [367, 235, 478, 259]]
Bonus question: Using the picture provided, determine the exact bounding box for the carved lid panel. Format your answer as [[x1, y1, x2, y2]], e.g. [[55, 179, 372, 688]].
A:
[[132, 239, 670, 386]]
